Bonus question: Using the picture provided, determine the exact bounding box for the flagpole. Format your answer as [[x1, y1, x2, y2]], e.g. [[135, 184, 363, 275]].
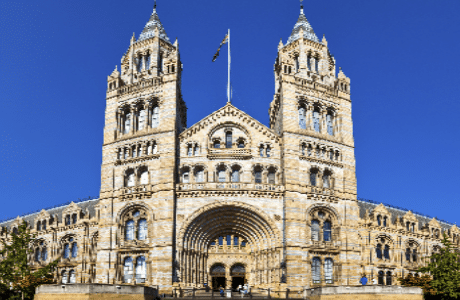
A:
[[227, 28, 231, 103]]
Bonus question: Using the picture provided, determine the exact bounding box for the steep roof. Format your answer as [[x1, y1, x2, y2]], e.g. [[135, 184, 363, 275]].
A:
[[138, 5, 170, 43], [287, 7, 320, 44]]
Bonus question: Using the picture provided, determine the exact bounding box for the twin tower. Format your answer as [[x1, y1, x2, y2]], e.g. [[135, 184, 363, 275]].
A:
[[97, 3, 356, 291]]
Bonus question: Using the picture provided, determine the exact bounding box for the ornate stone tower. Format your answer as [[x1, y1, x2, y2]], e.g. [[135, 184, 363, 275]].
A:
[[96, 3, 186, 286], [270, 4, 360, 285]]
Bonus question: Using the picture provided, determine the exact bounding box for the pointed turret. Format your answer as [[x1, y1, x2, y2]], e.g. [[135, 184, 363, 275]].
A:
[[138, 3, 170, 42], [287, 3, 319, 44]]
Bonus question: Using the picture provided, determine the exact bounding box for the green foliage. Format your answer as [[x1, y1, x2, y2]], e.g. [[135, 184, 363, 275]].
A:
[[398, 232, 460, 300], [0, 221, 58, 300]]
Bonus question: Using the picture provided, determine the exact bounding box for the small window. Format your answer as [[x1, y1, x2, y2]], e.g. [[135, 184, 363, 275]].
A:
[[376, 244, 382, 259], [378, 271, 384, 285], [62, 271, 68, 284], [145, 55, 151, 70], [35, 248, 40, 262], [126, 220, 135, 241], [323, 221, 332, 242], [238, 140, 245, 148], [384, 245, 390, 259], [137, 56, 143, 72], [64, 243, 70, 259], [268, 170, 275, 184], [255, 170, 262, 184], [218, 169, 226, 182], [324, 258, 333, 284], [411, 223, 415, 232], [196, 169, 204, 183], [231, 168, 240, 183], [266, 146, 271, 158], [310, 170, 317, 186], [140, 170, 148, 185], [194, 145, 200, 156], [377, 216, 382, 226], [405, 248, 411, 262], [151, 106, 159, 128], [124, 257, 133, 283], [226, 132, 232, 148], [41, 247, 47, 261], [313, 110, 320, 133], [138, 219, 147, 240], [326, 113, 333, 135], [323, 172, 330, 188], [138, 109, 146, 130], [311, 220, 320, 241], [71, 243, 78, 258], [135, 256, 146, 283], [299, 107, 306, 129], [259, 146, 264, 157], [187, 145, 193, 156], [301, 144, 305, 156], [234, 236, 239, 245], [383, 216, 387, 227], [127, 172, 135, 187], [312, 257, 321, 284], [69, 270, 76, 284], [412, 249, 417, 262], [132, 146, 137, 158], [124, 113, 131, 134], [183, 172, 190, 183], [386, 271, 392, 285], [214, 141, 220, 148]]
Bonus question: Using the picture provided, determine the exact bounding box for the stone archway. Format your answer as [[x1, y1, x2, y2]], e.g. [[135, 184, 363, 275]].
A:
[[176, 202, 283, 288]]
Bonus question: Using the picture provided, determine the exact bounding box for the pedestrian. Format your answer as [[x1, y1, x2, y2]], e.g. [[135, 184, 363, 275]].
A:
[[359, 274, 368, 285], [372, 278, 378, 285], [219, 286, 224, 297]]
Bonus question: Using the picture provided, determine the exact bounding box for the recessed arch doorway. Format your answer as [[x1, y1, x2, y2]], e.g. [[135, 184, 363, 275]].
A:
[[176, 202, 283, 288]]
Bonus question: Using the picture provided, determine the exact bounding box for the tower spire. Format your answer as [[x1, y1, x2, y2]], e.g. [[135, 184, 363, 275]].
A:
[[138, 0, 170, 42], [287, 0, 319, 44], [154, 0, 157, 10], [300, 0, 304, 14]]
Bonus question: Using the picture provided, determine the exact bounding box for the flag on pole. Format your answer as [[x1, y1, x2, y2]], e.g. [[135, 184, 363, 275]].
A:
[[212, 33, 229, 62]]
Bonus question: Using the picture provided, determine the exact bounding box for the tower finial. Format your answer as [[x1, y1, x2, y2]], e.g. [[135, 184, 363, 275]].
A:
[[300, 0, 304, 14], [154, 0, 157, 11]]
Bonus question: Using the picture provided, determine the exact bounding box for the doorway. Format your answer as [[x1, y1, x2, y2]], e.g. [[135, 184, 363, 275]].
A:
[[231, 276, 245, 290], [212, 276, 226, 289]]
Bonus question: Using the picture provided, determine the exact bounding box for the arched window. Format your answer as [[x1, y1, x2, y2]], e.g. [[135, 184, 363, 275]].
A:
[[35, 248, 40, 262], [259, 146, 264, 157], [238, 140, 245, 148], [301, 144, 306, 156], [376, 244, 382, 259], [72, 214, 77, 224], [226, 132, 232, 148], [42, 221, 46, 231], [140, 170, 149, 185], [124, 257, 133, 283], [138, 109, 146, 130], [383, 216, 387, 227], [295, 56, 299, 72], [411, 223, 415, 232], [384, 245, 390, 259], [254, 168, 262, 184], [71, 242, 78, 258], [62, 270, 68, 284], [298, 107, 306, 129], [311, 220, 320, 241], [151, 106, 159, 128], [132, 145, 137, 158], [326, 113, 333, 135], [386, 271, 392, 285], [194, 145, 200, 156], [218, 169, 226, 183], [136, 256, 146, 283], [231, 167, 240, 183], [412, 249, 417, 262], [187, 145, 193, 156], [137, 219, 147, 240], [312, 257, 321, 284], [64, 243, 70, 259], [124, 113, 131, 134], [69, 270, 76, 284], [378, 271, 384, 285], [323, 172, 330, 188], [377, 216, 382, 226], [324, 258, 333, 284], [37, 221, 41, 231], [196, 168, 204, 183], [307, 54, 311, 70], [315, 58, 319, 73], [406, 222, 410, 231], [266, 146, 271, 157], [323, 221, 332, 242], [125, 220, 135, 241], [313, 110, 320, 132], [268, 169, 276, 184], [126, 171, 135, 187], [182, 169, 190, 183], [310, 169, 317, 186]]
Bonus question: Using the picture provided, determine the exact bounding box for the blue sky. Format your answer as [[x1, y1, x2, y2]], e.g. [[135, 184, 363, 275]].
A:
[[0, 0, 459, 224]]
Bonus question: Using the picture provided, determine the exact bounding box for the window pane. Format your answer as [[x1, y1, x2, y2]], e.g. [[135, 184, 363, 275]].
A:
[[268, 172, 275, 184], [378, 271, 384, 285], [35, 249, 40, 262], [125, 114, 131, 134], [152, 107, 159, 128], [376, 244, 382, 259], [310, 172, 317, 186], [231, 169, 240, 182], [312, 257, 321, 283], [323, 174, 330, 188], [124, 257, 133, 283], [260, 147, 264, 157], [384, 245, 390, 259], [136, 256, 146, 283], [313, 111, 320, 132], [138, 219, 147, 240], [69, 270, 76, 283], [324, 258, 333, 284], [146, 55, 151, 70], [218, 170, 226, 182], [323, 221, 332, 242], [327, 114, 333, 135], [194, 145, 199, 156], [139, 110, 146, 130], [42, 247, 47, 261], [255, 171, 262, 183], [64, 244, 70, 259], [71, 243, 78, 258], [126, 220, 135, 241], [226, 132, 232, 148], [311, 220, 320, 241], [266, 147, 271, 157], [196, 170, 204, 183], [62, 271, 68, 284], [188, 146, 193, 156], [140, 171, 148, 185], [299, 107, 306, 129]]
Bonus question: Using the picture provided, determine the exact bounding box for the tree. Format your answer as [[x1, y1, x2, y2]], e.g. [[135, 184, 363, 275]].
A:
[[0, 221, 58, 300], [398, 232, 460, 300]]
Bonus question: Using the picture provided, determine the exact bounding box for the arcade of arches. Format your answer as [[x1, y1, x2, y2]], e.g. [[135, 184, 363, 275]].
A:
[[176, 205, 284, 288]]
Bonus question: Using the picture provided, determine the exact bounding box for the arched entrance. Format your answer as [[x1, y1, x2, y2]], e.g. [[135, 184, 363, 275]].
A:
[[210, 264, 226, 289], [177, 202, 283, 288], [230, 264, 246, 290]]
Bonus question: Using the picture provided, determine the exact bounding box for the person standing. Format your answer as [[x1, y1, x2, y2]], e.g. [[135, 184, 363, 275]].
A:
[[359, 274, 368, 285]]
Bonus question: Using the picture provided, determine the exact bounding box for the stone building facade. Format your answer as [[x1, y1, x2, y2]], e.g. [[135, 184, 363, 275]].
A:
[[1, 3, 459, 293]]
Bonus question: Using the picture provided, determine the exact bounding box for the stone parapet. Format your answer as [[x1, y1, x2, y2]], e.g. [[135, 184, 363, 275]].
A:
[[307, 285, 423, 300], [35, 284, 158, 300]]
